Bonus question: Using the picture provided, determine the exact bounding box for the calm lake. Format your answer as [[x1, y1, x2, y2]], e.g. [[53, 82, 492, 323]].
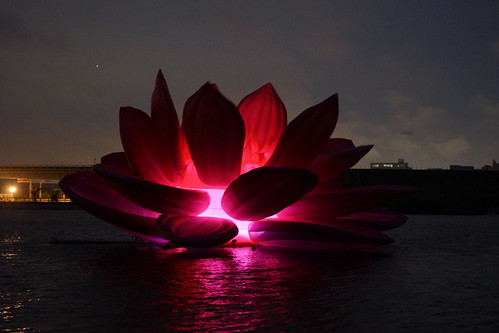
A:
[[1, 210, 498, 332]]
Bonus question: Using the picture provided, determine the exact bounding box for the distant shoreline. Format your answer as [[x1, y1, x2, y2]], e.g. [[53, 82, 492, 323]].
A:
[[0, 202, 81, 210], [0, 200, 497, 215]]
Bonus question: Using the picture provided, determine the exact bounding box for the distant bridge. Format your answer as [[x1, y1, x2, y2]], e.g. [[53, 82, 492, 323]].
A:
[[0, 165, 93, 201], [0, 165, 92, 181]]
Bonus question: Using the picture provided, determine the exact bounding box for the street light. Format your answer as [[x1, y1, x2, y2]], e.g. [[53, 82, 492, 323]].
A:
[[8, 186, 16, 201]]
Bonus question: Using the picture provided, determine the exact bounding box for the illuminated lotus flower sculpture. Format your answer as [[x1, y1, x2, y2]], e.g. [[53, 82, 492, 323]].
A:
[[60, 70, 413, 250]]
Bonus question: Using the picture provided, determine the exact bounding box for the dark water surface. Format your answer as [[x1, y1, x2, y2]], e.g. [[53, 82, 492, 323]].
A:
[[1, 210, 498, 332]]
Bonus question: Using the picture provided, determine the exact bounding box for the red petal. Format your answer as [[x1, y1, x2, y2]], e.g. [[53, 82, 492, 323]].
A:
[[222, 167, 318, 221], [310, 139, 373, 181], [338, 209, 408, 231], [120, 107, 174, 185], [313, 177, 343, 192], [278, 185, 415, 221], [94, 163, 209, 215], [150, 70, 185, 184], [100, 152, 131, 174], [182, 83, 245, 186], [322, 138, 356, 151], [265, 93, 338, 168], [59, 171, 167, 243], [238, 83, 287, 165], [249, 220, 393, 250], [156, 215, 238, 248]]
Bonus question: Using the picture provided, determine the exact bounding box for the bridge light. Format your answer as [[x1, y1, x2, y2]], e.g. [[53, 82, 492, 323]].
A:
[[9, 186, 16, 194]]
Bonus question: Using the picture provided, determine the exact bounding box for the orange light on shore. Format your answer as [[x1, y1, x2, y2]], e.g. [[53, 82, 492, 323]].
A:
[[8, 186, 16, 194]]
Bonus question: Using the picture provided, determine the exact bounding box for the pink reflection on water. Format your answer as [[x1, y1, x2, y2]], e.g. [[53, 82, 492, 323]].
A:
[[144, 247, 293, 331]]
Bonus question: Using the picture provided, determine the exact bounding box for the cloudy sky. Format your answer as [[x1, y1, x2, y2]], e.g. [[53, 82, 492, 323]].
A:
[[1, 1, 498, 169]]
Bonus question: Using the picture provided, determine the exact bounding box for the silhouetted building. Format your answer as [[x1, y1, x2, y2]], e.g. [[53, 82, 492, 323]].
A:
[[371, 158, 411, 169], [450, 165, 474, 170], [481, 159, 499, 171]]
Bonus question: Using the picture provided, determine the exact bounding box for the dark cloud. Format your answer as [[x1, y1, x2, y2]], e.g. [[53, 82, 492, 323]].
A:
[[0, 1, 498, 168], [0, 13, 29, 44], [0, 12, 68, 51]]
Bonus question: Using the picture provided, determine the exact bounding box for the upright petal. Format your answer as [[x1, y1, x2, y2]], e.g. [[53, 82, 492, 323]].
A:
[[310, 139, 373, 182], [182, 83, 245, 186], [278, 185, 416, 221], [59, 171, 167, 243], [265, 93, 338, 168], [238, 83, 287, 166], [93, 163, 210, 216], [156, 215, 239, 248], [222, 167, 318, 221], [150, 70, 185, 184], [100, 152, 131, 174], [320, 138, 355, 151], [120, 106, 173, 185]]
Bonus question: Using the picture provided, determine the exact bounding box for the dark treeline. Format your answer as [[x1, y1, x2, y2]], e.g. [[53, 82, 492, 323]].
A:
[[342, 169, 499, 215]]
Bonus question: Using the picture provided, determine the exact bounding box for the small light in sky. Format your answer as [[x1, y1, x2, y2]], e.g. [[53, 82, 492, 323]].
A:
[[95, 64, 99, 68]]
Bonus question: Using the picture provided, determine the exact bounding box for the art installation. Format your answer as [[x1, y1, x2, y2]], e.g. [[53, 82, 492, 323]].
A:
[[60, 70, 413, 250]]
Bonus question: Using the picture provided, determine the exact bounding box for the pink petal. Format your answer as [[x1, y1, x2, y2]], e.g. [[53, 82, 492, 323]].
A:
[[182, 83, 245, 186], [310, 139, 373, 181], [100, 152, 131, 174], [338, 209, 408, 231], [322, 138, 356, 151], [278, 185, 415, 221], [150, 70, 185, 184], [265, 93, 338, 168], [238, 83, 287, 165], [156, 215, 239, 248], [93, 163, 210, 215], [120, 106, 176, 185], [59, 171, 168, 243], [313, 177, 343, 192], [221, 167, 318, 221], [177, 129, 199, 187], [249, 220, 393, 250]]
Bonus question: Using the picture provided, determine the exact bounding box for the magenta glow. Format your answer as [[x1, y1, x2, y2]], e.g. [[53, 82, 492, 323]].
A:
[[60, 70, 414, 250]]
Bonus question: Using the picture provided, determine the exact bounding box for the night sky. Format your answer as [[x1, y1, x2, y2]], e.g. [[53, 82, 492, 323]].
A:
[[1, 1, 498, 169]]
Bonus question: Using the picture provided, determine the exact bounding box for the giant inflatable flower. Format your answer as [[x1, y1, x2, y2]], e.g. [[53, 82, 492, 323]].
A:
[[60, 70, 412, 250]]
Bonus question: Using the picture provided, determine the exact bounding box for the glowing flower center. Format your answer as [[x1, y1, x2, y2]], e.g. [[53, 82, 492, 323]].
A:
[[198, 189, 230, 220], [197, 189, 255, 243]]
